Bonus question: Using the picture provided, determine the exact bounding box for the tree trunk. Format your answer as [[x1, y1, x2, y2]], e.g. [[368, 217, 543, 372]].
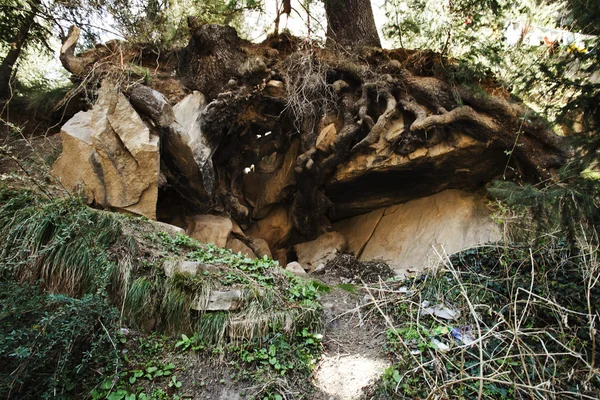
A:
[[324, 0, 381, 48], [0, 3, 37, 100]]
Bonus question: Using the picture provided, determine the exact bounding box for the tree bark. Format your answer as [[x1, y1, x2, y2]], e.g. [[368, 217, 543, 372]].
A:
[[324, 0, 381, 48], [0, 1, 39, 100]]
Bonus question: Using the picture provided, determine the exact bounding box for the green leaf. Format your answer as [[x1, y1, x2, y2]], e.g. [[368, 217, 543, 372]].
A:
[[107, 390, 128, 400], [393, 370, 401, 383]]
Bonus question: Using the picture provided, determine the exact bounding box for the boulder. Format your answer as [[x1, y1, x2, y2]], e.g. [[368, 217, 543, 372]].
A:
[[162, 91, 214, 203], [246, 205, 294, 251], [294, 232, 347, 272], [333, 208, 385, 258], [186, 215, 233, 247], [246, 236, 272, 259], [192, 290, 243, 311], [151, 221, 185, 236], [359, 190, 501, 273], [52, 82, 159, 219], [226, 237, 257, 259], [285, 261, 307, 275]]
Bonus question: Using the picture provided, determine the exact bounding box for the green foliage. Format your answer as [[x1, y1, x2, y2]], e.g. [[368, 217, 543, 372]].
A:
[[0, 189, 123, 296], [0, 281, 120, 399], [107, 0, 264, 46], [232, 327, 322, 397]]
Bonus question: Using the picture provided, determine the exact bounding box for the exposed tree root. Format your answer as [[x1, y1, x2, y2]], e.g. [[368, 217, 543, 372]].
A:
[[57, 23, 569, 244]]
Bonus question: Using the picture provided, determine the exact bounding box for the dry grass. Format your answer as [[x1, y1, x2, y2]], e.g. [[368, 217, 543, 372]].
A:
[[365, 241, 599, 399]]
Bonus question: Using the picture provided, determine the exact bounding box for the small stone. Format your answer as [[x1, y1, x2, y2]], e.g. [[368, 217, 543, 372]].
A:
[[264, 80, 286, 98], [285, 261, 307, 275], [228, 79, 238, 87]]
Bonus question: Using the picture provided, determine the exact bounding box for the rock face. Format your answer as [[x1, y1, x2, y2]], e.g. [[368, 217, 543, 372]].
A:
[[333, 208, 385, 259], [294, 231, 347, 272], [335, 190, 501, 273], [326, 132, 507, 219], [52, 83, 159, 219], [243, 140, 300, 219]]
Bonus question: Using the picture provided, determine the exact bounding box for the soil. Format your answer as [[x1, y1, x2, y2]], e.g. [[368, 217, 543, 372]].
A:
[[164, 260, 395, 400], [310, 262, 393, 400]]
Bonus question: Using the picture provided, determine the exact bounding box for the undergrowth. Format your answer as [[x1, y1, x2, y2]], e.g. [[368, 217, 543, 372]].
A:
[[0, 188, 325, 399], [368, 243, 600, 399]]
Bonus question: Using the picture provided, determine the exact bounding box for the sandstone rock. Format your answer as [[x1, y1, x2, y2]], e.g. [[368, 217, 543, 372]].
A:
[[294, 232, 347, 272], [274, 248, 288, 267], [152, 221, 185, 236], [264, 80, 286, 97], [163, 260, 224, 277], [226, 237, 257, 259], [52, 83, 159, 219], [231, 220, 246, 238], [316, 123, 337, 152], [333, 208, 385, 258], [246, 205, 294, 251], [359, 190, 501, 273], [166, 91, 214, 202], [186, 215, 233, 247], [327, 132, 507, 219], [245, 140, 300, 219], [285, 261, 307, 275], [246, 236, 272, 259], [192, 290, 243, 311]]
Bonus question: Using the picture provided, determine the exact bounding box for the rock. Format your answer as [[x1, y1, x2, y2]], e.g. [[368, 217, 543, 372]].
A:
[[246, 205, 294, 251], [264, 80, 286, 97], [285, 261, 307, 275], [166, 91, 214, 202], [294, 232, 347, 272], [244, 140, 300, 219], [326, 132, 508, 219], [226, 237, 257, 259], [316, 123, 337, 152], [333, 208, 385, 258], [186, 215, 233, 247], [273, 248, 288, 267], [192, 290, 243, 311], [163, 260, 224, 277], [52, 82, 159, 219], [359, 190, 501, 273], [152, 221, 185, 236], [246, 236, 272, 259], [231, 220, 246, 238]]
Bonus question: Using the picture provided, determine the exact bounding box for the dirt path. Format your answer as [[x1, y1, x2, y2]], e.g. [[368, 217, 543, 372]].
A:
[[312, 277, 390, 400]]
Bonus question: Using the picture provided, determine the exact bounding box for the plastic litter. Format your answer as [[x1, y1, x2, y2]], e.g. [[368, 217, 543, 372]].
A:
[[420, 303, 461, 320], [451, 326, 475, 345], [429, 338, 450, 352]]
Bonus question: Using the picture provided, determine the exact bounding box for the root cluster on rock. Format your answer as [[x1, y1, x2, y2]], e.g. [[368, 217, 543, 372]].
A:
[[56, 21, 568, 257]]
